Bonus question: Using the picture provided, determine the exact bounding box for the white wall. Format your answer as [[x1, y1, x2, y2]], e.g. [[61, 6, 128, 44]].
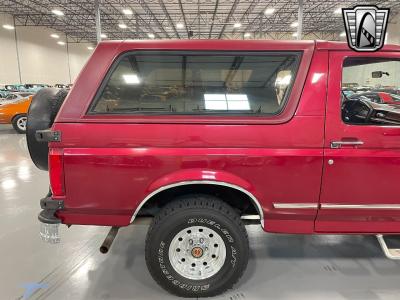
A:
[[387, 13, 400, 45], [1, 11, 399, 86], [337, 13, 400, 88], [343, 61, 400, 88], [68, 43, 93, 83], [0, 14, 20, 84], [0, 13, 92, 85]]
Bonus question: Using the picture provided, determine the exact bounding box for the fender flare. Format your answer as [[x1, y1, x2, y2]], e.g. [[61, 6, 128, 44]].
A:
[[130, 180, 264, 228], [11, 113, 27, 122]]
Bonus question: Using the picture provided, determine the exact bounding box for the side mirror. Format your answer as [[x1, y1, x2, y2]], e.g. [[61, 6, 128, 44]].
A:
[[372, 71, 390, 78]]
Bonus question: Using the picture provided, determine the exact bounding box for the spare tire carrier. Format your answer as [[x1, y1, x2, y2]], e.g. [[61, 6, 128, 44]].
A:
[[35, 129, 61, 142]]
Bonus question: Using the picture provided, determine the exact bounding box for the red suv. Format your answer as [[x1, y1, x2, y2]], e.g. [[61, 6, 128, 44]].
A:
[[26, 40, 400, 297]]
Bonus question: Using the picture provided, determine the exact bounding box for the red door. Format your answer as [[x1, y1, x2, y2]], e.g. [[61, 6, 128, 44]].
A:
[[316, 51, 400, 233]]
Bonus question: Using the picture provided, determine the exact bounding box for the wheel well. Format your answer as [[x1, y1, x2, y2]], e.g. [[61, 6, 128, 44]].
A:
[[11, 114, 26, 122], [136, 183, 261, 220]]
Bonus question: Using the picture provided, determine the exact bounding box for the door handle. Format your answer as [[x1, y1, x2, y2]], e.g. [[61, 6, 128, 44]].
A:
[[330, 140, 364, 149]]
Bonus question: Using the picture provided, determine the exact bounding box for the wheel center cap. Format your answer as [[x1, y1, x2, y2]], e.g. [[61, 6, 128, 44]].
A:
[[191, 247, 203, 258]]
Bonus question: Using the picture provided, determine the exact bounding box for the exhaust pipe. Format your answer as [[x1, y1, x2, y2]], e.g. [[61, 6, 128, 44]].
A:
[[99, 217, 152, 254], [100, 226, 120, 254]]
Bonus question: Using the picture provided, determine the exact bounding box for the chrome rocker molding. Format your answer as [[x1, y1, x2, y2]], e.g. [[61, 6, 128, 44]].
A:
[[321, 204, 400, 209], [130, 180, 265, 228], [273, 203, 318, 209], [272, 203, 400, 209]]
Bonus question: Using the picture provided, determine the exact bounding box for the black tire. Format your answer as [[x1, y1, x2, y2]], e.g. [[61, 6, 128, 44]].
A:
[[26, 88, 68, 170], [12, 114, 28, 134], [145, 195, 249, 298]]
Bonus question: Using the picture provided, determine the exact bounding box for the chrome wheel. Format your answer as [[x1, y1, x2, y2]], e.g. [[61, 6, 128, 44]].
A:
[[168, 225, 226, 280], [17, 116, 27, 131]]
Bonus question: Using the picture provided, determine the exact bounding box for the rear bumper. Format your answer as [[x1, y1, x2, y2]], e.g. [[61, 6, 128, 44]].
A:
[[38, 195, 64, 224]]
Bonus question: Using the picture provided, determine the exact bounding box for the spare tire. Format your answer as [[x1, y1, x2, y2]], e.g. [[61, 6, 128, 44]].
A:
[[27, 88, 68, 171]]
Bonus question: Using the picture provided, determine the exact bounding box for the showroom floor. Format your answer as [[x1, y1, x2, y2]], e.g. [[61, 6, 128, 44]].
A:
[[2, 124, 400, 300]]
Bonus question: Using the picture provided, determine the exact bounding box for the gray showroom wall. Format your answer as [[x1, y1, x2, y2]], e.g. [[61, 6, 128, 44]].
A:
[[343, 61, 400, 87], [0, 13, 93, 85], [1, 11, 399, 85], [387, 13, 400, 45], [0, 14, 20, 84]]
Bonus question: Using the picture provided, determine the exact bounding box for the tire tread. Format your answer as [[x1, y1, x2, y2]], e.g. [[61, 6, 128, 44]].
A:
[[145, 194, 248, 298]]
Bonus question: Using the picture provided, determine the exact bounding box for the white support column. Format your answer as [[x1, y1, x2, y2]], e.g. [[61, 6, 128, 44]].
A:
[[297, 0, 304, 40], [95, 0, 102, 44], [13, 16, 22, 83], [65, 34, 72, 84]]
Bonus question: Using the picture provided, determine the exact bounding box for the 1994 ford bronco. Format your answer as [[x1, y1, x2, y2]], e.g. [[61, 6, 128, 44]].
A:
[[27, 40, 400, 297]]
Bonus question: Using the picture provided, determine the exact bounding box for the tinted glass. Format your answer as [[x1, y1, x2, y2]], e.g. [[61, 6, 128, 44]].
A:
[[342, 57, 400, 126], [91, 52, 300, 115]]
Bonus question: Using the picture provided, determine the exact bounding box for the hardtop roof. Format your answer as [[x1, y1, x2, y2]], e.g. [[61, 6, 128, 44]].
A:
[[98, 39, 400, 52]]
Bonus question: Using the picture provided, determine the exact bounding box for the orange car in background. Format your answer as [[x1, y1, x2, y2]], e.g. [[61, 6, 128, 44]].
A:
[[0, 95, 32, 133]]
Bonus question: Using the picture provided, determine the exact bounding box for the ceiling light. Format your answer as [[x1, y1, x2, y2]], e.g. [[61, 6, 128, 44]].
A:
[[244, 32, 251, 37], [123, 74, 140, 84], [176, 23, 184, 29], [233, 23, 241, 28], [57, 41, 65, 45], [51, 9, 64, 16], [101, 33, 107, 38], [122, 8, 133, 15], [276, 74, 292, 86], [290, 21, 298, 28], [87, 46, 94, 50], [264, 8, 275, 15], [2, 24, 14, 30], [147, 33, 155, 38], [292, 32, 298, 37], [340, 31, 346, 37], [50, 33, 59, 38], [2, 178, 16, 190], [118, 24, 127, 29], [334, 8, 342, 14]]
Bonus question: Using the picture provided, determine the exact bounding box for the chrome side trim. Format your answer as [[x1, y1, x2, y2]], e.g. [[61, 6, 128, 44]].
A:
[[241, 215, 261, 220], [273, 203, 318, 209], [322, 204, 400, 209], [130, 180, 264, 228]]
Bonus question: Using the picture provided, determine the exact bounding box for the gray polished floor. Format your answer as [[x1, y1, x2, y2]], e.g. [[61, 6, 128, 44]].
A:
[[1, 124, 400, 300]]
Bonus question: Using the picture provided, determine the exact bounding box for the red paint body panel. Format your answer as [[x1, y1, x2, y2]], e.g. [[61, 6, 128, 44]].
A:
[[55, 116, 324, 230], [316, 50, 400, 233], [49, 40, 400, 234]]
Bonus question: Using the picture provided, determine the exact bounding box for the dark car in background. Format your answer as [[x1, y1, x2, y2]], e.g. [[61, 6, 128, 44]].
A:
[[349, 91, 400, 105], [374, 88, 400, 96]]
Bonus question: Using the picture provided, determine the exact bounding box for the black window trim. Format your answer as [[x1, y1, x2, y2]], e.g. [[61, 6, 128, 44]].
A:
[[87, 50, 302, 117]]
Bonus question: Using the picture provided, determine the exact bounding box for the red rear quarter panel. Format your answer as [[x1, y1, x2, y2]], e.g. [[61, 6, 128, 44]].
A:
[[52, 40, 327, 233]]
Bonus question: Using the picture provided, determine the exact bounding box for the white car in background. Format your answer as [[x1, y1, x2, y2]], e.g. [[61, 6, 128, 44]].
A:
[[0, 92, 33, 106]]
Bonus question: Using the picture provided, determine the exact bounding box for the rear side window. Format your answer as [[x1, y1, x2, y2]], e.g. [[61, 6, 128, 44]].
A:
[[90, 52, 300, 115]]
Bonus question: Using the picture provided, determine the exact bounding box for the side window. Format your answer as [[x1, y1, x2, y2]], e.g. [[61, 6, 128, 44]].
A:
[[342, 57, 400, 126], [90, 52, 300, 115]]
